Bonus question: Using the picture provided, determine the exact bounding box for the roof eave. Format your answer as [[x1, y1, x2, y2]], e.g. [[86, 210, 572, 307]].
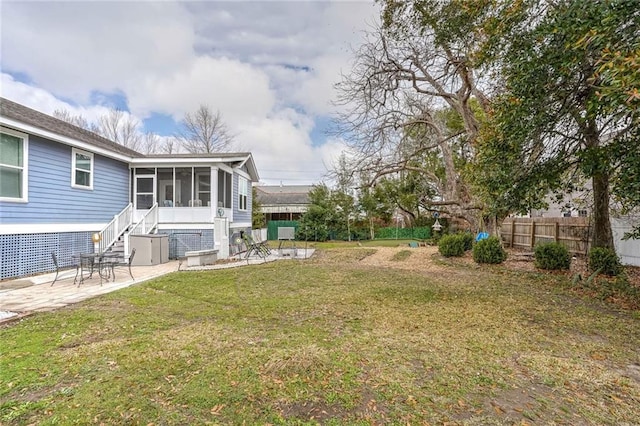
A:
[[0, 116, 135, 163]]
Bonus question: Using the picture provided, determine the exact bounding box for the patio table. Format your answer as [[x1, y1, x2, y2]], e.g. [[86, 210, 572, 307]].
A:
[[72, 252, 120, 286]]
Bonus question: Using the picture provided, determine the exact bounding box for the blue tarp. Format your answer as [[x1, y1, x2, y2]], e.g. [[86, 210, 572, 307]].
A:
[[476, 232, 489, 242]]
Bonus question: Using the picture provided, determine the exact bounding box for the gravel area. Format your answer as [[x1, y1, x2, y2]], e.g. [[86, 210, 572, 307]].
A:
[[357, 245, 447, 272]]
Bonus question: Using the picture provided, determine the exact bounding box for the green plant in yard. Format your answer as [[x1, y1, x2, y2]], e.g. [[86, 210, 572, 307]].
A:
[[473, 236, 507, 264], [589, 247, 622, 276], [438, 234, 466, 257], [534, 242, 571, 270], [460, 232, 474, 251], [391, 249, 412, 261]]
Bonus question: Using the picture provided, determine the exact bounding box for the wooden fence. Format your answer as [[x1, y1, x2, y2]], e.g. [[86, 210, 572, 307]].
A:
[[500, 217, 591, 255]]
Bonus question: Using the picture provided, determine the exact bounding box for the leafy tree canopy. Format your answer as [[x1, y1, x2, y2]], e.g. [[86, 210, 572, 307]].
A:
[[472, 0, 639, 247]]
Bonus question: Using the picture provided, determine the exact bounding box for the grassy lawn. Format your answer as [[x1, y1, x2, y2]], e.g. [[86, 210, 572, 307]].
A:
[[1, 246, 639, 425]]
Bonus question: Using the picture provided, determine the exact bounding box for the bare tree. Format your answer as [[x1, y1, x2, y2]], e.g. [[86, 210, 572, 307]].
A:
[[333, 18, 490, 230], [98, 109, 142, 152], [178, 105, 233, 153], [161, 137, 179, 155], [54, 107, 143, 152], [140, 132, 161, 155], [53, 109, 98, 133]]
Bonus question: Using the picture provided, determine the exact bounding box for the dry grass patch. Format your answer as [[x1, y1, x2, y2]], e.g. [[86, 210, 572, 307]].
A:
[[390, 249, 412, 261]]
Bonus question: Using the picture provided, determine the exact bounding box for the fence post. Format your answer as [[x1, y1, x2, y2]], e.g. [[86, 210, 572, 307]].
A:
[[530, 221, 536, 249], [554, 222, 559, 243], [510, 221, 515, 247]]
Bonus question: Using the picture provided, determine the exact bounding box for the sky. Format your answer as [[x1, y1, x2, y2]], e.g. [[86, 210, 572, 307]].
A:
[[0, 0, 380, 185]]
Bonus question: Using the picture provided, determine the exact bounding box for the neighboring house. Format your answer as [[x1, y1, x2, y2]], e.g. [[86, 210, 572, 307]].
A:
[[0, 98, 259, 280], [254, 185, 313, 240], [529, 187, 591, 218], [522, 183, 639, 266], [255, 185, 312, 222]]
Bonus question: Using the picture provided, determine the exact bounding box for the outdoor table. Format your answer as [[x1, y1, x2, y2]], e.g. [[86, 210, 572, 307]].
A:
[[72, 252, 120, 286], [99, 252, 124, 281]]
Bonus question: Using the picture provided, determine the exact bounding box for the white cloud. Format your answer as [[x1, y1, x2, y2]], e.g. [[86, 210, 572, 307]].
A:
[[1, 2, 195, 104], [236, 109, 346, 185], [1, 73, 112, 124], [1, 1, 380, 184], [127, 56, 276, 126]]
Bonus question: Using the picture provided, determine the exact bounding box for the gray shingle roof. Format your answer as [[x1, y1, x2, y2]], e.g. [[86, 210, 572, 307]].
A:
[[256, 185, 312, 205], [1, 97, 142, 158], [145, 153, 252, 159]]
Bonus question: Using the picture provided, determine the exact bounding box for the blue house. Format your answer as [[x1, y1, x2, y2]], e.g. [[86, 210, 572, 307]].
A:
[[0, 98, 259, 280]]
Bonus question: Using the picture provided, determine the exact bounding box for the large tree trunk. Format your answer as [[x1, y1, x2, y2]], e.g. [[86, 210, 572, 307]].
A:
[[369, 217, 375, 240], [591, 172, 614, 249]]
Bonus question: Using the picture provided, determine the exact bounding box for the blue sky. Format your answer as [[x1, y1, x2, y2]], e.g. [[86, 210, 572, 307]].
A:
[[0, 0, 380, 185]]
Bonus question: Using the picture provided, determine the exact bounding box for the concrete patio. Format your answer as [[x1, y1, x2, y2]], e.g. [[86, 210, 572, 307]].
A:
[[0, 248, 314, 324]]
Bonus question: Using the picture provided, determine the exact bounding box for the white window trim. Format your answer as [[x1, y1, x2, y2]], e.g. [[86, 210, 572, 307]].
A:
[[0, 127, 28, 203], [71, 148, 94, 190], [238, 176, 248, 211]]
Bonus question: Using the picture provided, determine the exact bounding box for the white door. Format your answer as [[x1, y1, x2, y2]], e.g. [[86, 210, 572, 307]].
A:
[[134, 175, 156, 210]]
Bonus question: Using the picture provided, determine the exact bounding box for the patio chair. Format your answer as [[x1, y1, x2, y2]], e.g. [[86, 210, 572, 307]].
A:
[[243, 234, 270, 259], [51, 252, 79, 286], [108, 248, 136, 281]]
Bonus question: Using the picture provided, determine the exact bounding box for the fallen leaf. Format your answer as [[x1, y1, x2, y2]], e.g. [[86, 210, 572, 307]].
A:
[[210, 404, 225, 415]]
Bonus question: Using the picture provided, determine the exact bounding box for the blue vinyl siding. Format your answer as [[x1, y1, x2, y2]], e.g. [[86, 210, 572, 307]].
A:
[[232, 172, 251, 223], [0, 134, 129, 224]]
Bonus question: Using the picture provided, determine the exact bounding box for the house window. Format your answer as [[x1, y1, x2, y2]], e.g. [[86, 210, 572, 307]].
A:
[[238, 176, 248, 211], [72, 148, 93, 189], [578, 209, 588, 217], [0, 128, 28, 202], [217, 169, 232, 208]]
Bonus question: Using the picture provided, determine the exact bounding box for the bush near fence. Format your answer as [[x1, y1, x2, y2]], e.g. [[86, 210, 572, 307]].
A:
[[375, 227, 432, 240]]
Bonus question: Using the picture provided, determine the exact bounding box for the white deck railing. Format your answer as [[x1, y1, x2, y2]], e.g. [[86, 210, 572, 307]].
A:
[[124, 203, 159, 255], [97, 203, 133, 254]]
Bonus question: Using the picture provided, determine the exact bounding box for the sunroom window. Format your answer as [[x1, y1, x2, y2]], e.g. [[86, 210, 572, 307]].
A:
[[0, 129, 28, 202], [217, 170, 232, 208]]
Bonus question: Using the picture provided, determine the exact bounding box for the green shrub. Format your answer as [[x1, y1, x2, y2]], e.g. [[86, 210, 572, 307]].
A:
[[460, 232, 474, 251], [534, 242, 571, 270], [472, 236, 507, 264], [589, 247, 622, 276], [438, 234, 466, 257]]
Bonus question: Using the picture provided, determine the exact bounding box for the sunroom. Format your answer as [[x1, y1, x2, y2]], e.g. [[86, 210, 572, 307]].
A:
[[129, 153, 257, 227]]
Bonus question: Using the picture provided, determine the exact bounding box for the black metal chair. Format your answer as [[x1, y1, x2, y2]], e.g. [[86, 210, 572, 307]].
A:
[[51, 252, 79, 286], [109, 248, 136, 280]]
